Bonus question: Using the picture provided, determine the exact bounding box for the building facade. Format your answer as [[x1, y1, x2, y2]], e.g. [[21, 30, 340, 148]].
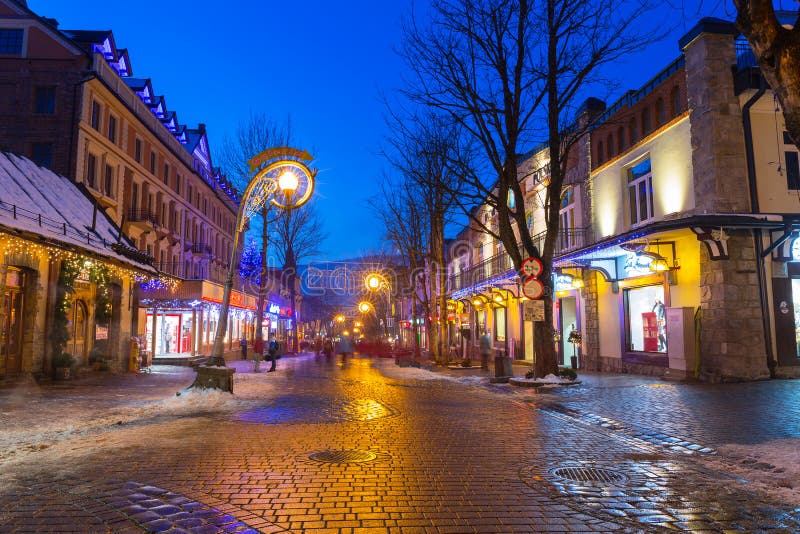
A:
[[0, 0, 298, 362], [442, 17, 800, 381]]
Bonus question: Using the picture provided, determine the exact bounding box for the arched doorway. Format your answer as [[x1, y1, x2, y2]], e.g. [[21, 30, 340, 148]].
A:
[[67, 299, 88, 363]]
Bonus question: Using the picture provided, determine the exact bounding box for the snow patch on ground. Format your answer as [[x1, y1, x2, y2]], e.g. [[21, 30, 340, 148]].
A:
[[702, 438, 800, 506], [375, 361, 490, 386]]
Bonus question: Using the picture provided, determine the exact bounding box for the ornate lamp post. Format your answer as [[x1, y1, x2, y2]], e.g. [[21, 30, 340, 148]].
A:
[[192, 149, 315, 392]]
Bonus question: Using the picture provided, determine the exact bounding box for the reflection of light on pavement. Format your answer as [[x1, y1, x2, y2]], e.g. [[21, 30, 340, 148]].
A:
[[349, 398, 389, 421]]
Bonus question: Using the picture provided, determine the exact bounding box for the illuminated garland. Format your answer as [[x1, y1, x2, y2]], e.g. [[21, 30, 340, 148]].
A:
[[0, 232, 178, 290]]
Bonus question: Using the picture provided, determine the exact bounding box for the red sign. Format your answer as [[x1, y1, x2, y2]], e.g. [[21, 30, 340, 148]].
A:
[[202, 290, 255, 310], [521, 257, 543, 278], [522, 278, 545, 300]]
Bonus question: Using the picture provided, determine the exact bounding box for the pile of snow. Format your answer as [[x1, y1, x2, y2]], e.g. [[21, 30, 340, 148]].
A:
[[701, 438, 800, 506]]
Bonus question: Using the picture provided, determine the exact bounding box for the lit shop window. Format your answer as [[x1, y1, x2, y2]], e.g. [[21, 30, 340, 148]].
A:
[[624, 284, 666, 353]]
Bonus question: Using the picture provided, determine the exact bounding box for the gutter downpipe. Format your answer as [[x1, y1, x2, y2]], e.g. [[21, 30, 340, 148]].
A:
[[741, 79, 775, 378]]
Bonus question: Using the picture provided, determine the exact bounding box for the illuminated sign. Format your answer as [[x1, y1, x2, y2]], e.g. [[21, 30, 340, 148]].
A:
[[269, 303, 280, 314], [622, 252, 653, 278], [248, 146, 313, 172]]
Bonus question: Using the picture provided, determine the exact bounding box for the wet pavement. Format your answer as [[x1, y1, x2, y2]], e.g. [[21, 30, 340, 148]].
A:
[[1, 355, 799, 532]]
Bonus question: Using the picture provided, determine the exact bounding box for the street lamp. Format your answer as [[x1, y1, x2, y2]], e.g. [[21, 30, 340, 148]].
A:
[[364, 272, 391, 339], [192, 149, 315, 392], [358, 301, 373, 314]]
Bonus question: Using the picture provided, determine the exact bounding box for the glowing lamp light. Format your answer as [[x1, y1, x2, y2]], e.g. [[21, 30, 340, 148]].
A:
[[472, 299, 483, 307], [493, 295, 504, 303], [278, 170, 299, 192], [358, 301, 372, 313], [335, 314, 345, 323], [571, 278, 585, 289], [650, 257, 669, 272]]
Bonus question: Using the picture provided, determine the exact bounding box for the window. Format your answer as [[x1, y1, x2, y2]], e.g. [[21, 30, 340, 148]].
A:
[[787, 152, 800, 190], [606, 134, 613, 160], [670, 86, 681, 116], [107, 115, 117, 143], [34, 86, 55, 114], [627, 158, 654, 225], [494, 307, 506, 342], [617, 127, 625, 153], [31, 143, 53, 168], [624, 284, 666, 353], [642, 107, 651, 136], [163, 162, 169, 184], [104, 164, 115, 197], [559, 187, 576, 250], [783, 131, 800, 190], [656, 97, 665, 125], [628, 117, 638, 146], [597, 141, 604, 165], [176, 174, 182, 195], [149, 152, 156, 175], [134, 138, 142, 163], [0, 29, 23, 55], [86, 154, 97, 188], [131, 182, 139, 210], [91, 101, 101, 131]]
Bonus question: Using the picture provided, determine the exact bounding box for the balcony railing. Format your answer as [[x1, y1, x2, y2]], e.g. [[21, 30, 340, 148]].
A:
[[448, 227, 589, 292], [191, 243, 212, 255], [127, 208, 157, 225]]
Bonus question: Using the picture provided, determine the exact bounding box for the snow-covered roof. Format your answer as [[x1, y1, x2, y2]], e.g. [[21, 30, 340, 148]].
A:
[[0, 152, 156, 273]]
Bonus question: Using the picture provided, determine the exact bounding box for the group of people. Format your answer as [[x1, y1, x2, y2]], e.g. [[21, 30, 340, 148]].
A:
[[240, 337, 279, 372], [317, 336, 353, 360]]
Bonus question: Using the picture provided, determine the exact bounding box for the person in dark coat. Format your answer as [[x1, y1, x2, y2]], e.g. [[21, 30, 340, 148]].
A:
[[267, 339, 279, 372], [240, 338, 248, 360]]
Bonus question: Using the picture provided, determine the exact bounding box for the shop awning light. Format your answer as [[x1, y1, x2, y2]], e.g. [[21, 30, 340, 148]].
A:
[[650, 257, 669, 272]]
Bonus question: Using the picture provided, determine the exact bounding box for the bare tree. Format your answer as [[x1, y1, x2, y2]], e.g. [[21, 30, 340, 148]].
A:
[[401, 0, 658, 378], [381, 111, 463, 361], [371, 173, 430, 359], [734, 3, 800, 145], [273, 200, 328, 352]]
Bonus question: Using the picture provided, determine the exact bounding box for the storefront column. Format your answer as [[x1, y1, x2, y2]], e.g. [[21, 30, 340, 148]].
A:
[[191, 308, 197, 356], [150, 308, 157, 359]]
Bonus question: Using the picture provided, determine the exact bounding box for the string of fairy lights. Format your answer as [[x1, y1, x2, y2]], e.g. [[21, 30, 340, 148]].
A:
[[0, 232, 179, 290]]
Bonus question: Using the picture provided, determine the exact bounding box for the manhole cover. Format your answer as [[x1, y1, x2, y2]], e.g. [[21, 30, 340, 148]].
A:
[[551, 466, 627, 484], [309, 450, 377, 463]]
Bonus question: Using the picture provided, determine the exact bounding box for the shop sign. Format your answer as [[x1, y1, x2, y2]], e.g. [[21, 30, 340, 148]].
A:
[[95, 325, 108, 340], [554, 274, 574, 292], [622, 252, 653, 278], [269, 303, 280, 314], [523, 300, 545, 321]]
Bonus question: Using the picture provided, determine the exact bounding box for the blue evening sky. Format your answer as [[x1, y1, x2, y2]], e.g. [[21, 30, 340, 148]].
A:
[[29, 0, 726, 261]]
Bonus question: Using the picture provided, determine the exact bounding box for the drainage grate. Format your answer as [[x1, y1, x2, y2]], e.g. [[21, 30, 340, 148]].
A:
[[551, 466, 627, 484], [309, 449, 377, 463]]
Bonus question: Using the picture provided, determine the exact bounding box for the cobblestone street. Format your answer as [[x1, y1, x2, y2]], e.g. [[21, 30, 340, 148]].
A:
[[2, 355, 800, 532]]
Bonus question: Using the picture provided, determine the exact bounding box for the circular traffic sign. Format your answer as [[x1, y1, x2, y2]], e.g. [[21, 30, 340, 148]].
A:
[[521, 257, 543, 279], [522, 278, 545, 300]]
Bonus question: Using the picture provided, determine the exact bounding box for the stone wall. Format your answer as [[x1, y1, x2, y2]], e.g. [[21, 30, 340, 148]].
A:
[[684, 29, 751, 215], [581, 271, 601, 372], [697, 233, 770, 381]]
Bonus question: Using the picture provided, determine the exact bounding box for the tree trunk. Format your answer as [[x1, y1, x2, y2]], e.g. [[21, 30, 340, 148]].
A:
[[735, 2, 800, 146]]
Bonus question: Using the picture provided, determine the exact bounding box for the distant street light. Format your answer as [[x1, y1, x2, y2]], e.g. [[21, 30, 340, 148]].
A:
[[364, 272, 391, 339]]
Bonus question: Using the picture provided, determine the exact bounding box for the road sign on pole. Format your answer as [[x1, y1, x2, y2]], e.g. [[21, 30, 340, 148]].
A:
[[521, 257, 543, 279], [522, 277, 545, 300]]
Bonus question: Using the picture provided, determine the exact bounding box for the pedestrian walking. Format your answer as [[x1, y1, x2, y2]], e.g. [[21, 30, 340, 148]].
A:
[[240, 337, 248, 360], [479, 331, 492, 370], [267, 338, 279, 372], [336, 336, 353, 364], [322, 338, 333, 360]]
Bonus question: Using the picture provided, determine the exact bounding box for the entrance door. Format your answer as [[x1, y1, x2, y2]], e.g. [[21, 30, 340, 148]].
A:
[[560, 297, 577, 368], [774, 277, 800, 365], [68, 299, 88, 363], [1, 268, 25, 375]]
